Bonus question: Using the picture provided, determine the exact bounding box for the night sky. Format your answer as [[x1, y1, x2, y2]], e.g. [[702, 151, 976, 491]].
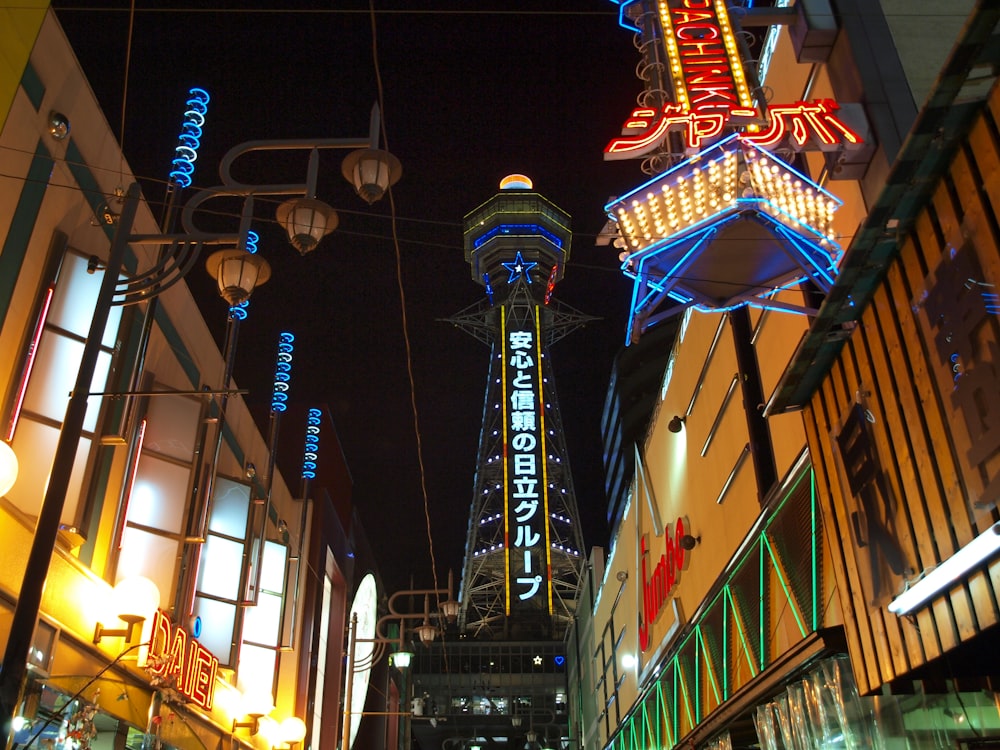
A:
[[54, 1, 646, 593]]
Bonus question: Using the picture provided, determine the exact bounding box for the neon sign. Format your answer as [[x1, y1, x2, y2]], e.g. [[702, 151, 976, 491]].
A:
[[168, 87, 209, 188], [604, 1, 865, 156], [271, 331, 294, 413], [660, 0, 753, 115], [503, 310, 551, 612], [302, 407, 321, 480], [638, 519, 690, 652], [228, 230, 258, 320], [147, 609, 219, 709]]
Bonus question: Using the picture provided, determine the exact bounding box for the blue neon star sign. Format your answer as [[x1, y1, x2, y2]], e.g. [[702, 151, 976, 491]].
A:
[[502, 251, 536, 283]]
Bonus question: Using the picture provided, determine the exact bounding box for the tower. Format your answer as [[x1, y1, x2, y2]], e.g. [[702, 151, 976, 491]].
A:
[[450, 174, 590, 639]]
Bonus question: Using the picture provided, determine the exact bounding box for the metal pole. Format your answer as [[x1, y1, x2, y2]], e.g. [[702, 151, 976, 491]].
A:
[[0, 184, 141, 735], [341, 613, 357, 750]]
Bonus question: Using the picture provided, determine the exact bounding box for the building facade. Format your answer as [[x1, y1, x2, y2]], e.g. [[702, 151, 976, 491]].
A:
[[575, 2, 1000, 750], [0, 11, 366, 750]]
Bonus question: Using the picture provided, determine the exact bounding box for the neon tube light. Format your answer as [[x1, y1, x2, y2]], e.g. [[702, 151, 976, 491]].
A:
[[302, 407, 321, 479], [229, 230, 258, 320], [271, 331, 294, 413], [169, 87, 210, 188], [117, 418, 146, 549], [6, 284, 54, 440], [888, 522, 1000, 615]]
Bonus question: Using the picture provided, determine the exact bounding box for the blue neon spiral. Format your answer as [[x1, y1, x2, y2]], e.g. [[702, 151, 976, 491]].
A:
[[228, 230, 258, 319], [168, 87, 210, 188], [302, 407, 322, 479], [271, 332, 294, 413]]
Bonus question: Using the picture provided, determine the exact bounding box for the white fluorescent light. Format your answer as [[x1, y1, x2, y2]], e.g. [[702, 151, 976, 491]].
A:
[[888, 522, 1000, 615]]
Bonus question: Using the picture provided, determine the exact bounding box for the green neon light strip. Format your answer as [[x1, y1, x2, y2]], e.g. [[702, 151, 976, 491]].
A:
[[694, 627, 701, 725], [676, 656, 696, 734], [723, 585, 730, 700], [762, 533, 808, 637], [696, 626, 722, 706], [726, 585, 759, 678], [759, 535, 766, 671], [811, 467, 819, 631]]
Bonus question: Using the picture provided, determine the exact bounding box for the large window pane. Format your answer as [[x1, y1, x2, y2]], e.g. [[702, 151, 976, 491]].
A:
[[237, 644, 276, 693], [209, 477, 250, 538], [117, 527, 181, 604], [197, 535, 244, 599], [144, 394, 201, 462], [242, 591, 282, 646], [192, 596, 237, 665], [128, 454, 190, 532], [8, 419, 89, 523], [21, 332, 111, 431], [47, 253, 122, 345], [259, 541, 287, 593]]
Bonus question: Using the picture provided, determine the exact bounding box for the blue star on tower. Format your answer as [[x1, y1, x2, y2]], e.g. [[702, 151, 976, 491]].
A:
[[502, 251, 536, 284]]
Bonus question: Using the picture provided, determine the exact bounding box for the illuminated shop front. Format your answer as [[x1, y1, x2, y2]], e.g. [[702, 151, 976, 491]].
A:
[[0, 11, 355, 750], [572, 2, 1000, 750]]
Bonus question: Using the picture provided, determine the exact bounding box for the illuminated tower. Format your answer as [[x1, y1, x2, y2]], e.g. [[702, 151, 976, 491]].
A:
[[450, 175, 590, 639]]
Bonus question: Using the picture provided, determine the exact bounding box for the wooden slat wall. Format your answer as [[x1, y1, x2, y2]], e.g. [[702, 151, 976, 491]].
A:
[[803, 85, 1000, 694]]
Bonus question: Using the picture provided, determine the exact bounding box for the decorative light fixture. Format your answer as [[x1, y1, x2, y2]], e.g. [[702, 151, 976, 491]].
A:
[[205, 248, 272, 306], [341, 147, 402, 204], [276, 197, 339, 255], [48, 111, 70, 141], [415, 621, 438, 646], [233, 689, 275, 735], [888, 522, 1000, 615], [93, 576, 161, 644], [392, 650, 414, 669], [679, 534, 701, 550], [668, 415, 685, 433], [440, 596, 461, 622], [511, 715, 523, 728], [277, 717, 307, 749], [0, 440, 18, 496]]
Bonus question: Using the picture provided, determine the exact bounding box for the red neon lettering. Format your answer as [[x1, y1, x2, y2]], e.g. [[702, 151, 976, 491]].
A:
[[671, 10, 713, 24], [682, 0, 712, 8], [679, 40, 725, 58], [637, 519, 689, 652], [689, 85, 738, 108], [184, 641, 218, 710], [742, 100, 864, 151], [675, 23, 720, 41], [146, 610, 219, 710]]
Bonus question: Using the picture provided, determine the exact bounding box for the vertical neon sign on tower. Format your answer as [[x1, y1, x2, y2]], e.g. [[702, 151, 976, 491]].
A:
[[502, 307, 552, 614]]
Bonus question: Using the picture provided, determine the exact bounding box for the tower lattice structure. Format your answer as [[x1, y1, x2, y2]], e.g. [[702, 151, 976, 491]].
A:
[[450, 175, 590, 639]]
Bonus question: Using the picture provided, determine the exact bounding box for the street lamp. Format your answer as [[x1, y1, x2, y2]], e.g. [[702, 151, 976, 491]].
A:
[[341, 574, 459, 750], [0, 105, 400, 734]]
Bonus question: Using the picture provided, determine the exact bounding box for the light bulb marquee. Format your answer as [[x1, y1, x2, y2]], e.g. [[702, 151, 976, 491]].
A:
[[605, 0, 865, 157], [604, 0, 861, 342]]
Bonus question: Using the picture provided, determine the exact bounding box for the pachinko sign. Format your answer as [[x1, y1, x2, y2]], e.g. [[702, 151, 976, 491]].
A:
[[605, 0, 864, 156], [638, 519, 691, 652], [503, 311, 552, 613], [146, 609, 219, 709]]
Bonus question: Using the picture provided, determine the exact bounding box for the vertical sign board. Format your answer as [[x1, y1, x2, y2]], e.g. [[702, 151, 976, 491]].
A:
[[502, 305, 552, 615]]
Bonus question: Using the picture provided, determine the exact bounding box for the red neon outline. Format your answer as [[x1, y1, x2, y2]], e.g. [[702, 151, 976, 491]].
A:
[[117, 418, 146, 549], [5, 284, 54, 441]]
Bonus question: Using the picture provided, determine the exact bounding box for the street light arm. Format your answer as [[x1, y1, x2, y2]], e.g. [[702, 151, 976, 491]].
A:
[[385, 572, 458, 619], [217, 136, 374, 195]]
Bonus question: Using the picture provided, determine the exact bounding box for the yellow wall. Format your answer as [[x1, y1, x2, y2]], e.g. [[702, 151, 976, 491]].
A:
[[0, 1, 47, 134]]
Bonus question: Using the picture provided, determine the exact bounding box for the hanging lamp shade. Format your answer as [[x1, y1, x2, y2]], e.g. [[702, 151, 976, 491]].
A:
[[276, 197, 338, 255], [341, 147, 402, 204], [205, 249, 271, 306]]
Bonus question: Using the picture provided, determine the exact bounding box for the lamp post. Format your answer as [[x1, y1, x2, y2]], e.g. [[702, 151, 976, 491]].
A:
[[0, 106, 401, 737], [341, 575, 459, 750]]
